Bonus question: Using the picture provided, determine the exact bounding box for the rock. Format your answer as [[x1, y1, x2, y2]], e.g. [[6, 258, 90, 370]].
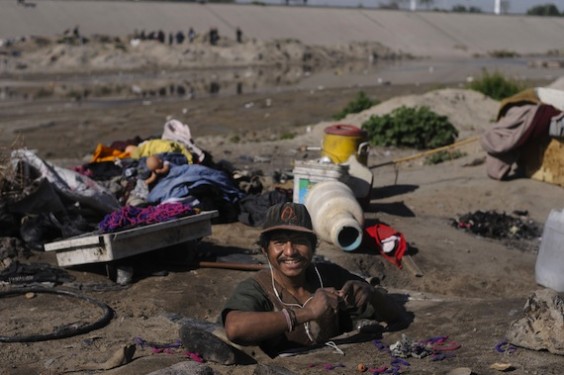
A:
[[253, 364, 298, 375], [145, 361, 218, 375], [506, 289, 564, 355], [82, 344, 136, 371], [446, 368, 472, 375], [179, 321, 256, 365], [490, 362, 514, 372]]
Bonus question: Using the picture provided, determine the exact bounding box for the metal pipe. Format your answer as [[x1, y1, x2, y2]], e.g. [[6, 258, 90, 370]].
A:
[[197, 261, 265, 271]]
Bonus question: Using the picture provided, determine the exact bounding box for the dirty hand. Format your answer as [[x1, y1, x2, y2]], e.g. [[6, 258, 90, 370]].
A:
[[303, 288, 342, 320], [338, 280, 372, 310]]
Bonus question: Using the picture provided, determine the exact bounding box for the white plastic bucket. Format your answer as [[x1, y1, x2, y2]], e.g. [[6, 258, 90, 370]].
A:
[[535, 209, 564, 292], [304, 180, 364, 251], [292, 160, 348, 204]]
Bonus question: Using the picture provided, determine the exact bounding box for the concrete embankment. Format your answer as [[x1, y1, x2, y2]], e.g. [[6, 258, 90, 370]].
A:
[[1, 1, 564, 57]]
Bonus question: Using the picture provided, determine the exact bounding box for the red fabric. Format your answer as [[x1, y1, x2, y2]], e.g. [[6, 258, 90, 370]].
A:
[[363, 224, 407, 269]]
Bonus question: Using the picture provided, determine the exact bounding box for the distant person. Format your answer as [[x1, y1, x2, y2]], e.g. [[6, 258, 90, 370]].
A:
[[209, 27, 219, 46], [175, 31, 185, 44], [188, 27, 195, 43], [168, 32, 173, 45], [157, 30, 165, 44], [236, 27, 243, 43]]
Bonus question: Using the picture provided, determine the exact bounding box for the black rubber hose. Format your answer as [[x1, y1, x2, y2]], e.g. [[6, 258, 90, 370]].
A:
[[0, 287, 113, 342]]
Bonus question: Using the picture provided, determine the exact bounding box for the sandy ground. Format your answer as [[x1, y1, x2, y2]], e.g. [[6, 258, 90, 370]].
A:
[[2, 9, 564, 375], [2, 78, 564, 374]]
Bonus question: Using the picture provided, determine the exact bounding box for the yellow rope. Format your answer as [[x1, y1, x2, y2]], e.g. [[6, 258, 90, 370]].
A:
[[369, 135, 480, 170]]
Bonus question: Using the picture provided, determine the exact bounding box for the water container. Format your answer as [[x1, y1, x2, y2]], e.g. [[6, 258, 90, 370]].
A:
[[535, 209, 564, 292], [322, 124, 369, 165], [304, 180, 364, 251], [292, 160, 349, 204]]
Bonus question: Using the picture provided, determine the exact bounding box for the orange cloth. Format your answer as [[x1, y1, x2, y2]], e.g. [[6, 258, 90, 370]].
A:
[[91, 144, 131, 163]]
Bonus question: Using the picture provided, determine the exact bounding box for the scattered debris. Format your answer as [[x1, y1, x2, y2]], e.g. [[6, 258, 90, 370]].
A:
[[450, 210, 541, 240]]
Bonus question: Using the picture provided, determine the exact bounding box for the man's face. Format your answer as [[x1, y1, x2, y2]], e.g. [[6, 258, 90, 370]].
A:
[[265, 230, 313, 278]]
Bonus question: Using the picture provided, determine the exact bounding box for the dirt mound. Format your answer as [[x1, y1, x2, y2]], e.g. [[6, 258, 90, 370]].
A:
[[280, 88, 499, 155], [343, 88, 499, 139], [1, 34, 400, 75]]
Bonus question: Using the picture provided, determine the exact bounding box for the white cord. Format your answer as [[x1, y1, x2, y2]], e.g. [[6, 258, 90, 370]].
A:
[[268, 261, 323, 308], [325, 341, 345, 355], [268, 261, 324, 343]]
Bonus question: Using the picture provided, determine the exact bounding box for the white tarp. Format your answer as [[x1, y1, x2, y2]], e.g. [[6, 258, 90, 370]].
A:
[[10, 149, 120, 213]]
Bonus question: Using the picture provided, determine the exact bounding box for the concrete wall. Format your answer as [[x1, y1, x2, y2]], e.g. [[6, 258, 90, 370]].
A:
[[2, 1, 564, 57]]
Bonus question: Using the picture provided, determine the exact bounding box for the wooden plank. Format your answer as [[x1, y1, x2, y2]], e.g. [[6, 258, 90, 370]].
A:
[[104, 219, 212, 261], [403, 255, 424, 277], [56, 244, 111, 266], [44, 211, 218, 267], [44, 234, 101, 252]]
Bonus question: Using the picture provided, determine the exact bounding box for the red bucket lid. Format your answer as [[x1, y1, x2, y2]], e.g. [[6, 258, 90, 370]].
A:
[[324, 124, 366, 137]]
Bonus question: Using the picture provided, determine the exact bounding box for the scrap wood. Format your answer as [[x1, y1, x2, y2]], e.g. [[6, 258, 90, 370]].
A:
[[197, 261, 265, 271], [71, 344, 136, 372], [402, 255, 424, 277]]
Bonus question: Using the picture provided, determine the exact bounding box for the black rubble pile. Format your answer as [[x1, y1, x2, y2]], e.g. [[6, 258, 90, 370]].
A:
[[451, 210, 541, 240]]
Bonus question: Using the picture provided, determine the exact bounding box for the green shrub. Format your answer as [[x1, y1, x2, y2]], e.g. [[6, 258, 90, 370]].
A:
[[361, 105, 458, 150], [333, 91, 378, 120], [466, 70, 524, 100], [424, 150, 466, 165], [527, 4, 560, 16], [279, 131, 296, 140]]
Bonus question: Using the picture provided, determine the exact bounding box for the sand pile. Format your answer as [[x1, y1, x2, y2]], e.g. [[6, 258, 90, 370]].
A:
[[270, 88, 500, 156]]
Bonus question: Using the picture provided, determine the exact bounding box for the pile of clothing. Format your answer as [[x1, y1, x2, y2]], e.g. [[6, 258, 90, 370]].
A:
[[0, 119, 290, 255]]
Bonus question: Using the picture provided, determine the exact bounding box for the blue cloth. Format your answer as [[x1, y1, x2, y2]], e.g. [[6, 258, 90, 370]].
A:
[[147, 164, 244, 204]]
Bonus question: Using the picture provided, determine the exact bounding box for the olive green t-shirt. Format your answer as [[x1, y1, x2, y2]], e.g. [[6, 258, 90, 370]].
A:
[[221, 262, 376, 355]]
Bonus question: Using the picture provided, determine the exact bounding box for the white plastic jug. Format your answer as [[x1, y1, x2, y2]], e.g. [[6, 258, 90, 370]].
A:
[[304, 180, 364, 251], [535, 209, 564, 292]]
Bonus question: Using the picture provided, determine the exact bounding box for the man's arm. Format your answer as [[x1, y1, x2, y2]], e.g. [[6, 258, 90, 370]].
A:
[[223, 310, 291, 345], [224, 288, 340, 345]]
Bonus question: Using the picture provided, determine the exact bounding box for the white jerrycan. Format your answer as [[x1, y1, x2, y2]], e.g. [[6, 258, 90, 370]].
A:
[[535, 209, 564, 292]]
